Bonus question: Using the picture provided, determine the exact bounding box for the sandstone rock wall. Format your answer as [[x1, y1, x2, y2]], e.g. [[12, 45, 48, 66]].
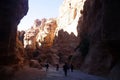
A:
[[77, 0, 120, 78], [0, 0, 28, 79], [23, 0, 86, 65], [18, 31, 25, 44], [24, 18, 57, 49], [23, 18, 58, 65], [52, 0, 86, 63], [37, 18, 57, 48], [57, 0, 86, 37]]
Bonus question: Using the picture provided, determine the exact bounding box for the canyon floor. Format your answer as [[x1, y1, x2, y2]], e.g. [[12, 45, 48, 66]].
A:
[[13, 66, 108, 80]]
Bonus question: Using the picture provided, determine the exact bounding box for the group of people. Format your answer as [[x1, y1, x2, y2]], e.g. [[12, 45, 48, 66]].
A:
[[45, 62, 74, 76]]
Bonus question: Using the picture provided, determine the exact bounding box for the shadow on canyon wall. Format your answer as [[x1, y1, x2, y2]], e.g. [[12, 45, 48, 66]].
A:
[[0, 0, 120, 80]]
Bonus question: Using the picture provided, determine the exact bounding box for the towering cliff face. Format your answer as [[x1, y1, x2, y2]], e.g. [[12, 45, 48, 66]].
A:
[[0, 0, 28, 79], [57, 0, 85, 36], [15, 0, 120, 79], [77, 0, 120, 78], [23, 0, 86, 65], [52, 0, 86, 63], [2, 0, 120, 79]]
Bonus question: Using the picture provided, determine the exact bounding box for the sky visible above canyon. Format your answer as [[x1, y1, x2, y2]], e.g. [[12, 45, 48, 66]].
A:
[[18, 0, 63, 31]]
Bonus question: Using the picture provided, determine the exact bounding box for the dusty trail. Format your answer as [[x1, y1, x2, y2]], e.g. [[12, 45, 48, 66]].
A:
[[13, 66, 108, 80], [41, 67, 107, 80]]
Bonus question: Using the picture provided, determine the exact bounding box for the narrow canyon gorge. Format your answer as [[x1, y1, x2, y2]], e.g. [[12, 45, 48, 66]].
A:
[[0, 0, 120, 80]]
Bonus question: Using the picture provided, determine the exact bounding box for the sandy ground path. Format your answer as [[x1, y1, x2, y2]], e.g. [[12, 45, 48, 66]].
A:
[[13, 66, 46, 80], [41, 67, 107, 80], [13, 66, 108, 80]]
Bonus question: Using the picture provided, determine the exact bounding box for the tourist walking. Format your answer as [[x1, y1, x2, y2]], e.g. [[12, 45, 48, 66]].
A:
[[56, 64, 59, 71], [45, 63, 49, 71], [63, 62, 69, 76], [70, 63, 74, 72]]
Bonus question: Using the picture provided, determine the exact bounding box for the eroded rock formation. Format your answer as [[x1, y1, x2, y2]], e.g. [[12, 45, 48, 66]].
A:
[[57, 0, 85, 36], [23, 0, 86, 66], [76, 0, 120, 79], [52, 0, 86, 63], [0, 0, 28, 79], [2, 0, 119, 79], [24, 18, 57, 49], [37, 18, 57, 48], [23, 18, 58, 65]]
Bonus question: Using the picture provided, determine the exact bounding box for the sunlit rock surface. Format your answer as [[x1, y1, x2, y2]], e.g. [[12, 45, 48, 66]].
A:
[[24, 18, 57, 49], [24, 0, 86, 65], [36, 18, 57, 48], [52, 0, 86, 63], [23, 18, 58, 65], [57, 0, 86, 36]]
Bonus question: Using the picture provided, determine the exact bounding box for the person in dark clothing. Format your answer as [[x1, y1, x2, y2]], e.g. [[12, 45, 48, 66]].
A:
[[56, 64, 59, 71], [70, 64, 74, 72], [45, 63, 49, 71], [63, 62, 69, 76]]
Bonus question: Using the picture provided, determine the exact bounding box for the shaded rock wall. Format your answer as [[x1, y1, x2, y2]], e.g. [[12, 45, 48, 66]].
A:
[[77, 0, 120, 78], [0, 0, 28, 79]]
